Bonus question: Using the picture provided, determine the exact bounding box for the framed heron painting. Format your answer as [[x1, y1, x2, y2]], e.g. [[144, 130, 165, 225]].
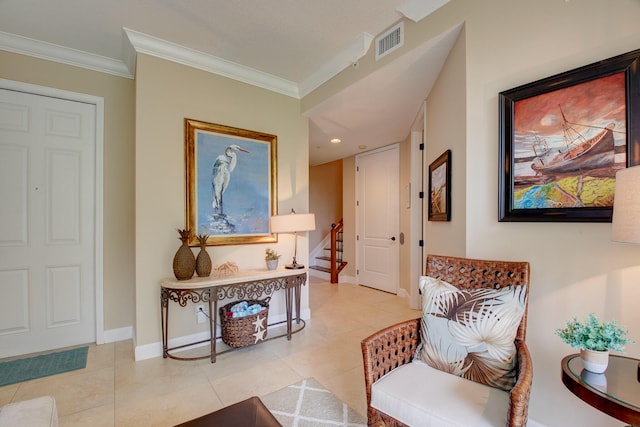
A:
[[185, 118, 278, 246]]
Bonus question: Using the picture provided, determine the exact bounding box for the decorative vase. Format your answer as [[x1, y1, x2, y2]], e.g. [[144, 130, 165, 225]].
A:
[[266, 259, 278, 271], [196, 242, 212, 277], [580, 349, 609, 373], [173, 229, 195, 280]]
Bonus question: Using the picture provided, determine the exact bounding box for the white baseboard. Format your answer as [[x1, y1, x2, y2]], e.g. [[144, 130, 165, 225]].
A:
[[339, 275, 356, 284], [308, 269, 357, 285], [397, 288, 409, 299], [308, 268, 330, 281], [134, 308, 311, 361], [103, 326, 133, 343]]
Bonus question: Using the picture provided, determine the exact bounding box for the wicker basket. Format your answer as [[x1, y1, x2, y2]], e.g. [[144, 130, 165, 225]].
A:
[[219, 298, 270, 348]]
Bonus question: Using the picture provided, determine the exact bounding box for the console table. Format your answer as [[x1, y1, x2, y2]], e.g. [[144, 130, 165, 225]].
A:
[[562, 353, 640, 426], [161, 268, 307, 363]]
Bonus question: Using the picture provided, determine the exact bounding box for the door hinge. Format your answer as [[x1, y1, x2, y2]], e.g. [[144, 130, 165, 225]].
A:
[[419, 240, 424, 247], [419, 143, 424, 150], [419, 191, 424, 199], [357, 166, 359, 172], [357, 235, 359, 241], [357, 269, 359, 275]]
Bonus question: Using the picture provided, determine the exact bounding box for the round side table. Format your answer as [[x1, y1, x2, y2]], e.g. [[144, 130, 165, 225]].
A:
[[561, 354, 640, 426]]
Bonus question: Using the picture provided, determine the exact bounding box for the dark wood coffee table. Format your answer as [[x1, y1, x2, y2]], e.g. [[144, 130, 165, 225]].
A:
[[176, 396, 282, 426]]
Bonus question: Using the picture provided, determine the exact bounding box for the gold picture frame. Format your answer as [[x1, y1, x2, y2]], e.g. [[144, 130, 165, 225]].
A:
[[185, 118, 277, 246]]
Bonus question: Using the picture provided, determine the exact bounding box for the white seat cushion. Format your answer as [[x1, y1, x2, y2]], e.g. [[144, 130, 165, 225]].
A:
[[0, 396, 58, 427], [371, 361, 509, 427]]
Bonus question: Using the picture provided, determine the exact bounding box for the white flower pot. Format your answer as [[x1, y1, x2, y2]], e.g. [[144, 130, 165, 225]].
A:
[[580, 349, 609, 373], [266, 259, 278, 270]]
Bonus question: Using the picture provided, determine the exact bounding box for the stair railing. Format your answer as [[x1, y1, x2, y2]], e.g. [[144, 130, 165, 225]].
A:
[[330, 219, 344, 283]]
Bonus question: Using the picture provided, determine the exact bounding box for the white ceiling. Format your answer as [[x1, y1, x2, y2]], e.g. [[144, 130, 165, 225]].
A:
[[0, 0, 456, 165]]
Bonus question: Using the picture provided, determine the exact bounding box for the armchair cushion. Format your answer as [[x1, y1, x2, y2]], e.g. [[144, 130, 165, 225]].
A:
[[0, 396, 58, 427], [414, 276, 527, 392], [371, 361, 509, 427]]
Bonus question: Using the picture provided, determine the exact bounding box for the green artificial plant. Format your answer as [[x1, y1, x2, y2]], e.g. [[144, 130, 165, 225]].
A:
[[265, 248, 281, 261], [555, 313, 633, 352]]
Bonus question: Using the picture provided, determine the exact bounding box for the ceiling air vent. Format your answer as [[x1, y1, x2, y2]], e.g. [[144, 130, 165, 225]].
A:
[[375, 22, 404, 61]]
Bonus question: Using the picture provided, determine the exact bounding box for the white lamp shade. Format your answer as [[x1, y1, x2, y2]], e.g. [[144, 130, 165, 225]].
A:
[[612, 165, 640, 243], [270, 212, 316, 233]]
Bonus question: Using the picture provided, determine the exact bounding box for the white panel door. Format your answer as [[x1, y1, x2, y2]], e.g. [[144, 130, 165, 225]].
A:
[[0, 88, 96, 358], [356, 145, 399, 293]]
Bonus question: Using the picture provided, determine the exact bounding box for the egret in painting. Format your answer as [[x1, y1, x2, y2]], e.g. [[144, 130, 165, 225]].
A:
[[212, 144, 250, 216]]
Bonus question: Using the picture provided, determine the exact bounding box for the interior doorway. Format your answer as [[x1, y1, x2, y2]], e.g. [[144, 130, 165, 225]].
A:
[[356, 144, 399, 294], [0, 81, 103, 358]]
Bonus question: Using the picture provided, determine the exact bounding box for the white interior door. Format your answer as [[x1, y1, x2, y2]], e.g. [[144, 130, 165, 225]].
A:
[[0, 88, 97, 358], [356, 145, 399, 293]]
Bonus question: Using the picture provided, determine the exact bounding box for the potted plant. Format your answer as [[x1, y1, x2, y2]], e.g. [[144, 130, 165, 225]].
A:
[[555, 313, 633, 373], [265, 248, 281, 270]]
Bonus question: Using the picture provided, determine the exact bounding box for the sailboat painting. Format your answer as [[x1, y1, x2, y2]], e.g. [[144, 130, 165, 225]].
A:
[[500, 48, 640, 222], [511, 73, 626, 211]]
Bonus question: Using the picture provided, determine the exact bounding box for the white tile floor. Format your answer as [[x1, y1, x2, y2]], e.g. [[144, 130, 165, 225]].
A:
[[0, 277, 419, 426]]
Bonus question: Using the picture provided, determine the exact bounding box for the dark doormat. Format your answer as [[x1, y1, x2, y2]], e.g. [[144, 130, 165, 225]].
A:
[[0, 346, 88, 387]]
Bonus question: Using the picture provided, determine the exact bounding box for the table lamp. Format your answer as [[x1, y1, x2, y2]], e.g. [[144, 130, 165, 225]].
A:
[[611, 165, 640, 384], [270, 209, 316, 269], [612, 165, 640, 243]]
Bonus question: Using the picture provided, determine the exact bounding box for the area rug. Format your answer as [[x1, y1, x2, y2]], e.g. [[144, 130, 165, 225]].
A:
[[0, 346, 88, 387], [262, 378, 366, 427]]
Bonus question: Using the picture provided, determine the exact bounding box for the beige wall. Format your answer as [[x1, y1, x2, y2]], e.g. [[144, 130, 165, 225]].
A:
[[424, 24, 466, 258], [1, 48, 312, 356], [309, 159, 343, 250], [457, 3, 640, 424], [134, 54, 309, 347], [4, 1, 640, 423], [0, 50, 136, 332], [306, 1, 640, 425]]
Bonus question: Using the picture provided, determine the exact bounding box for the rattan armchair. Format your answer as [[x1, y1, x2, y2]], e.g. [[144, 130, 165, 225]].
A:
[[361, 254, 532, 427]]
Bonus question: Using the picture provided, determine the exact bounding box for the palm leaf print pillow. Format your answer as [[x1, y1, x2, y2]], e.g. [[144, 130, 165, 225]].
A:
[[413, 276, 527, 391]]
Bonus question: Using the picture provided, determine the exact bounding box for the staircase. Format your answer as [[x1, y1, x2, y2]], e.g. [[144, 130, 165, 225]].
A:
[[310, 219, 348, 283]]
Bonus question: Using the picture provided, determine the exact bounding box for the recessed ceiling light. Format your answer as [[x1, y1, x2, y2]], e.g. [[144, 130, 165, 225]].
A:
[[358, 145, 368, 150], [330, 138, 341, 144]]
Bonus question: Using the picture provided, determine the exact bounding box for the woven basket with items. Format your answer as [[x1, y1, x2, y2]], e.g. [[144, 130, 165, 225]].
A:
[[219, 297, 270, 348]]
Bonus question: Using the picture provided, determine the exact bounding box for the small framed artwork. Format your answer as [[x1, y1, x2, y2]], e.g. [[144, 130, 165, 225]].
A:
[[499, 49, 640, 222], [185, 118, 278, 246], [428, 149, 451, 221]]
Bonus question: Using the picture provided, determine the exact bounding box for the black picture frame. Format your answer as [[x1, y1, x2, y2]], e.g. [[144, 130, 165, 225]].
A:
[[428, 150, 451, 221], [498, 49, 640, 222]]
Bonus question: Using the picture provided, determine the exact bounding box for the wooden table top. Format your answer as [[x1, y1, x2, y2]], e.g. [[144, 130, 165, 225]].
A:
[[561, 353, 640, 426]]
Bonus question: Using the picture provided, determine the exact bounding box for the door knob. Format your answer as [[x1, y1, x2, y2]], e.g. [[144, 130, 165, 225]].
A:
[[389, 236, 396, 241]]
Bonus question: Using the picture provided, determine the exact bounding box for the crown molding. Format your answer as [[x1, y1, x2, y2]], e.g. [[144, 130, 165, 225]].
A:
[[1, 27, 381, 99], [0, 31, 132, 79], [123, 28, 300, 98], [397, 0, 450, 22], [299, 32, 373, 98]]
